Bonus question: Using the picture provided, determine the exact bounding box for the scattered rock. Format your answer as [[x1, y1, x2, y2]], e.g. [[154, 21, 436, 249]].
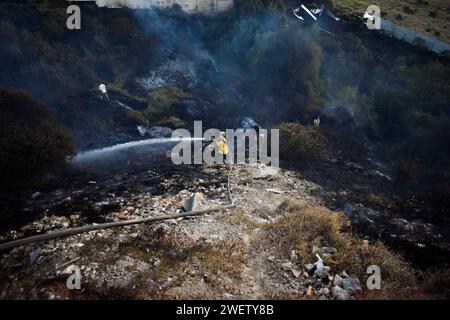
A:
[[343, 203, 381, 224], [314, 254, 325, 270], [333, 274, 344, 287], [332, 285, 350, 300], [312, 246, 337, 257], [251, 165, 279, 180], [281, 262, 294, 271], [345, 161, 365, 171], [182, 193, 204, 212], [314, 266, 331, 279], [137, 126, 173, 138], [61, 264, 78, 276], [368, 170, 392, 181], [318, 287, 330, 296], [29, 249, 40, 265], [291, 268, 302, 279], [0, 161, 428, 300], [290, 250, 299, 262], [304, 263, 315, 272], [31, 192, 41, 200], [70, 243, 85, 248], [267, 188, 284, 194], [342, 277, 362, 294], [306, 285, 314, 297], [341, 271, 350, 278]]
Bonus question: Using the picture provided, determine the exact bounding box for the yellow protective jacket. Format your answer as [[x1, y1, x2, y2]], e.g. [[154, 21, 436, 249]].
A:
[[215, 137, 229, 155]]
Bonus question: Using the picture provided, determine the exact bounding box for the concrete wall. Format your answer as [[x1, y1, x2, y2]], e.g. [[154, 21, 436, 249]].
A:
[[95, 0, 234, 13], [217, 0, 233, 12], [380, 18, 450, 54]]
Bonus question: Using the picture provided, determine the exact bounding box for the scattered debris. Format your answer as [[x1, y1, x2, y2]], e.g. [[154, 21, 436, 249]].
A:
[[314, 254, 325, 270], [182, 193, 204, 212], [250, 165, 279, 180], [0, 160, 444, 299], [290, 250, 299, 262], [267, 188, 284, 194], [305, 263, 315, 272], [31, 192, 41, 200], [345, 161, 365, 171], [29, 249, 40, 265], [301, 4, 318, 21], [342, 277, 362, 295], [291, 268, 302, 279], [57, 257, 81, 270], [332, 285, 350, 300], [333, 274, 344, 287]]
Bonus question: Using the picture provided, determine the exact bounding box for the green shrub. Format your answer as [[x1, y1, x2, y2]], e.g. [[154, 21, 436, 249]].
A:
[[144, 87, 188, 123], [155, 116, 186, 129], [0, 88, 75, 189], [113, 110, 146, 127], [278, 122, 327, 162]]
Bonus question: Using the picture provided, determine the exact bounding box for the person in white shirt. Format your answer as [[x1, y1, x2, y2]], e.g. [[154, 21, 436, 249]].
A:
[[98, 83, 110, 102]]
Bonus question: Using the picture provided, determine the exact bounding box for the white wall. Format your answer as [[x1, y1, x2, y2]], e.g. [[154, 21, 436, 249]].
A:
[[94, 0, 234, 12]]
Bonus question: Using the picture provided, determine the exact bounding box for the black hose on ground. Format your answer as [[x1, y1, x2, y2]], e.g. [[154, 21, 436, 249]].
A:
[[0, 166, 236, 252]]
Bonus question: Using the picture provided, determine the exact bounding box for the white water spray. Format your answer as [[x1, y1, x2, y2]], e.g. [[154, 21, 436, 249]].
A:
[[73, 137, 204, 163]]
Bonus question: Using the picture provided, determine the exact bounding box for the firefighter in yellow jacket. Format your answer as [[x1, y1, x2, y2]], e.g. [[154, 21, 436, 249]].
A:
[[214, 131, 229, 164]]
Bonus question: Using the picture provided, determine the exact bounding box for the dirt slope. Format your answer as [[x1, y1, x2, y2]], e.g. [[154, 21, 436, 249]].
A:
[[1, 163, 446, 300], [333, 0, 450, 43]]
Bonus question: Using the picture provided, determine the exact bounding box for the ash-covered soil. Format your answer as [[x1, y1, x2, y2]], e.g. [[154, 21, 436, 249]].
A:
[[1, 157, 449, 300]]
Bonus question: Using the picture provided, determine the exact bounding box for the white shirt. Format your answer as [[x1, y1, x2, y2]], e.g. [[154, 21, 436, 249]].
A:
[[99, 84, 107, 94]]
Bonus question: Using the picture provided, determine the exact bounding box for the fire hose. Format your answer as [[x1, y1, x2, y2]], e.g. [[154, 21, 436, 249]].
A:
[[0, 165, 236, 252]]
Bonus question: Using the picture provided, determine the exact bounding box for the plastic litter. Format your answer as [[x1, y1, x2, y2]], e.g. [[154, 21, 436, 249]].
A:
[[301, 4, 317, 21], [293, 8, 304, 21], [314, 253, 324, 270]]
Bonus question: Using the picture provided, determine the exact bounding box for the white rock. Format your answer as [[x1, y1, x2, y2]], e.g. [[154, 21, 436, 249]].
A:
[[333, 274, 344, 287], [332, 285, 350, 300], [290, 250, 299, 262], [343, 277, 362, 294], [319, 287, 330, 295]]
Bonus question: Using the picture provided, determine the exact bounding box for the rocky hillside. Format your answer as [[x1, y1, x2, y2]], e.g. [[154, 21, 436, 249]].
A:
[[0, 0, 450, 300], [0, 159, 447, 299]]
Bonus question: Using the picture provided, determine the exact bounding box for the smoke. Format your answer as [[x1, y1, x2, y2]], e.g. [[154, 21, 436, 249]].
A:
[[129, 5, 321, 128], [0, 0, 376, 148]]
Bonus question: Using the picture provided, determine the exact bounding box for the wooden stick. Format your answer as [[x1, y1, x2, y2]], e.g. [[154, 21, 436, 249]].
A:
[[56, 257, 81, 270]]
